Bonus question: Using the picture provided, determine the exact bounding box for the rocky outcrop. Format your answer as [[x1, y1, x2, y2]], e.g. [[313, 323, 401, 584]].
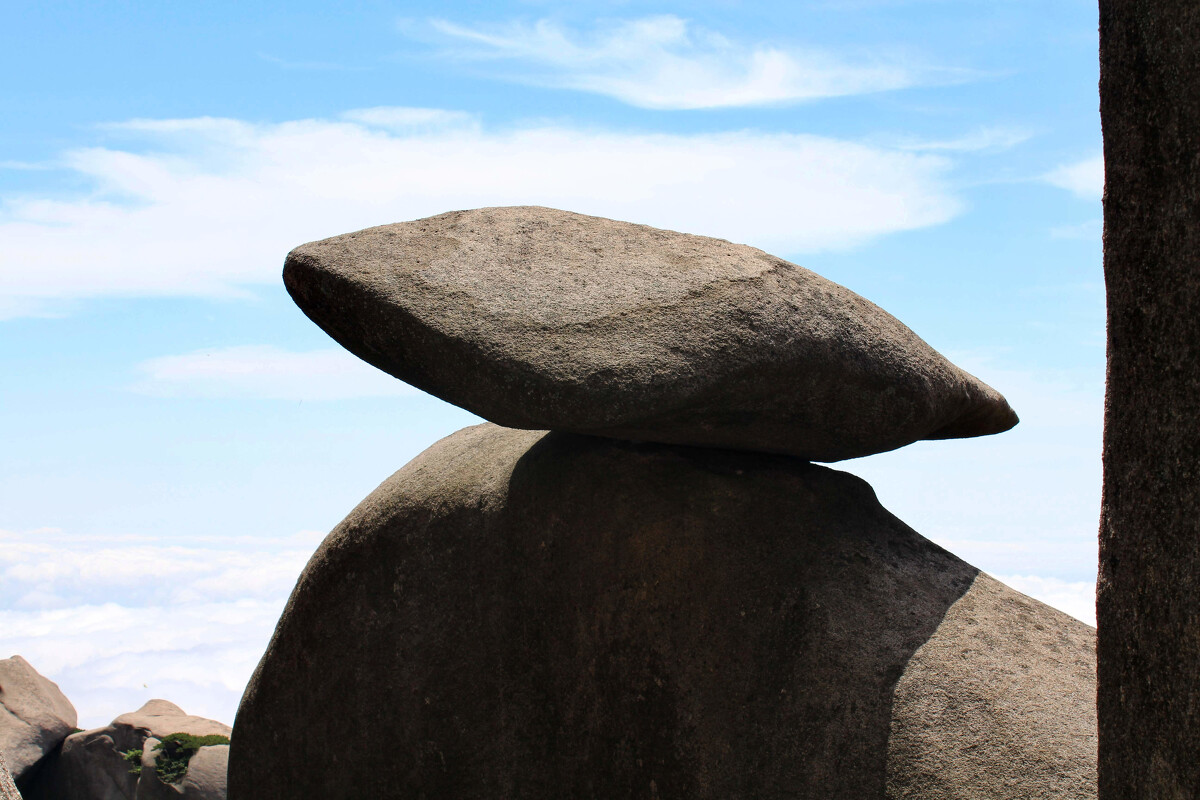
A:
[[231, 424, 1095, 800], [1098, 1, 1200, 798], [23, 700, 229, 800], [135, 739, 228, 800], [0, 654, 77, 785], [283, 206, 1017, 462]]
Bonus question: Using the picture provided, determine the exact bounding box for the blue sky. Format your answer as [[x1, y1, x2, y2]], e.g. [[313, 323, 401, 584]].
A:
[[1, 0, 1103, 727]]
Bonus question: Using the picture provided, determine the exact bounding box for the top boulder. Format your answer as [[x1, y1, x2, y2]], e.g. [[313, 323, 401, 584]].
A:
[[284, 206, 1016, 461]]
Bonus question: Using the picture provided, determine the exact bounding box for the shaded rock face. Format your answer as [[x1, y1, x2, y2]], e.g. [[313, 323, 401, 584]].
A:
[[284, 206, 1017, 462], [0, 654, 77, 785], [23, 700, 230, 800], [231, 424, 1095, 800], [1098, 2, 1200, 798]]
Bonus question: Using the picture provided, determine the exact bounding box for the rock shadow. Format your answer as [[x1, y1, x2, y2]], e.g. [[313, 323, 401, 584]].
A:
[[494, 431, 979, 799]]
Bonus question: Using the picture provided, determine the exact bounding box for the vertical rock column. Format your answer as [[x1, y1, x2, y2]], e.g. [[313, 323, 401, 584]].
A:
[[1098, 2, 1200, 798]]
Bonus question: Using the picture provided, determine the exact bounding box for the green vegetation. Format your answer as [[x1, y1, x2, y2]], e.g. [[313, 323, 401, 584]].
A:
[[121, 748, 143, 775], [118, 732, 231, 783], [152, 732, 230, 784]]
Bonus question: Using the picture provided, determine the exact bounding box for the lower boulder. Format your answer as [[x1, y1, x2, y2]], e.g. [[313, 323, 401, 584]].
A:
[[231, 424, 1096, 799]]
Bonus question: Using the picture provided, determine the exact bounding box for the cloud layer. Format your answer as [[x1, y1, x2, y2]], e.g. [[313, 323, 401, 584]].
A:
[[0, 109, 960, 319], [428, 16, 928, 109], [0, 527, 322, 727]]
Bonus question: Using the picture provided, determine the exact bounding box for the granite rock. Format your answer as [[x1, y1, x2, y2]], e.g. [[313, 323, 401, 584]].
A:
[[284, 206, 1017, 461], [1099, 1, 1200, 797], [0, 654, 77, 784], [231, 423, 1094, 799], [24, 700, 229, 800], [0, 752, 19, 800]]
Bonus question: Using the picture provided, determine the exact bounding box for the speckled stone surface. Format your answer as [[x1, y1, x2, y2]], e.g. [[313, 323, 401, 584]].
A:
[[1098, 2, 1200, 798], [231, 424, 1095, 800], [283, 207, 1017, 461], [0, 753, 20, 800], [0, 655, 77, 784]]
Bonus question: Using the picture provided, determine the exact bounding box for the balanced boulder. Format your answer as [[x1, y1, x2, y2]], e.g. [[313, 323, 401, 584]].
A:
[[231, 424, 1095, 799], [283, 206, 1017, 462], [0, 654, 77, 785]]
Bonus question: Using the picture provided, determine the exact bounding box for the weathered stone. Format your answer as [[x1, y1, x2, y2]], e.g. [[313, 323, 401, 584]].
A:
[[231, 424, 1094, 799], [177, 746, 228, 800], [111, 700, 230, 743], [0, 654, 77, 784], [0, 752, 20, 800], [135, 739, 227, 800], [1098, 2, 1200, 798], [24, 700, 229, 800], [283, 207, 1017, 461]]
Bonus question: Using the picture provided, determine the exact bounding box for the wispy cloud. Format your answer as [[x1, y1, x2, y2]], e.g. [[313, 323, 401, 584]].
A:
[[131, 345, 415, 400], [0, 160, 55, 171], [1044, 154, 1104, 200], [339, 106, 477, 132], [426, 16, 941, 109], [0, 108, 961, 319], [896, 126, 1033, 153]]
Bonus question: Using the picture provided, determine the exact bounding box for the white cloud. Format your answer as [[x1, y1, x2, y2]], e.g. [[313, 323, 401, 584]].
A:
[[131, 345, 415, 400], [0, 527, 315, 610], [1045, 154, 1104, 200], [0, 109, 961, 319], [339, 106, 477, 132], [428, 16, 934, 109], [0, 527, 320, 727], [997, 574, 1096, 626], [2, 600, 282, 729], [896, 126, 1033, 153]]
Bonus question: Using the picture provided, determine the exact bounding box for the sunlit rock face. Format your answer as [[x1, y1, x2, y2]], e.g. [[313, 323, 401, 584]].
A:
[[0, 655, 77, 787], [231, 425, 1095, 800], [282, 206, 1017, 462]]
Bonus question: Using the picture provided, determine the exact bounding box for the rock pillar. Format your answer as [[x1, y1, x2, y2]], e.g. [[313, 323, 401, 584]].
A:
[[1098, 1, 1200, 797]]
